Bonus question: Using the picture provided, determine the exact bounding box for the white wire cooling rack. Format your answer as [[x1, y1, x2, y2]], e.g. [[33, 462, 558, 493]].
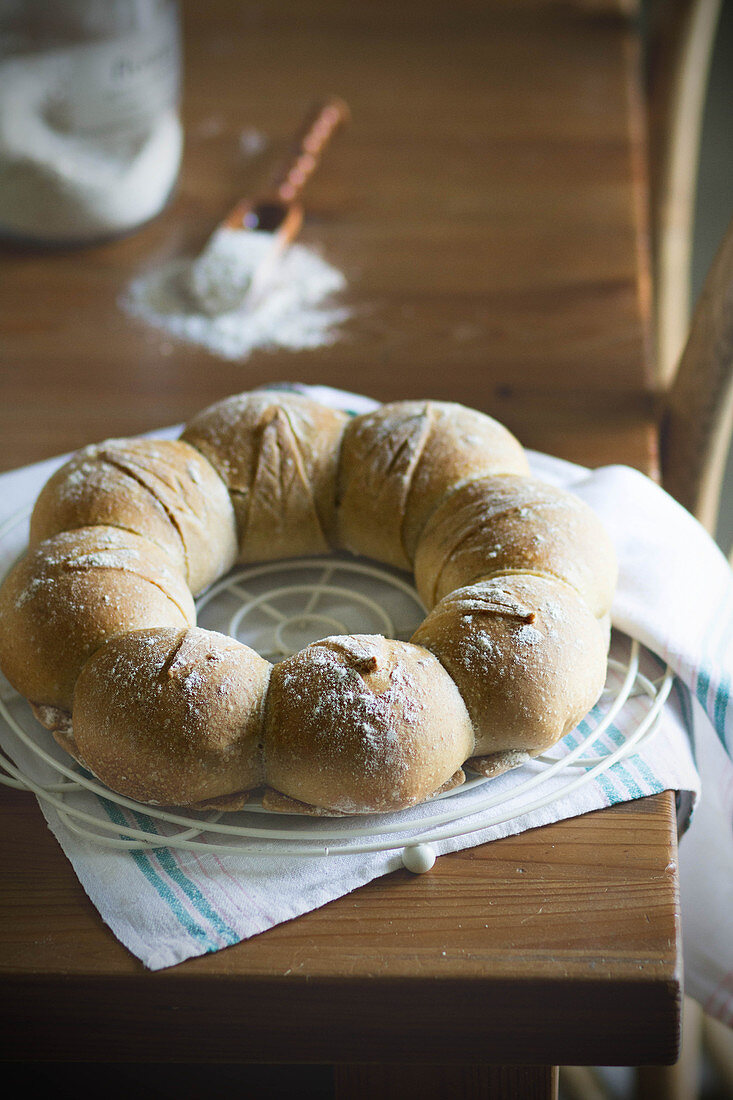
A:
[[0, 506, 674, 871]]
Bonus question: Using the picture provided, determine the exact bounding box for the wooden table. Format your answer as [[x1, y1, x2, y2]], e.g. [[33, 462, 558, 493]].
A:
[[0, 2, 680, 1097]]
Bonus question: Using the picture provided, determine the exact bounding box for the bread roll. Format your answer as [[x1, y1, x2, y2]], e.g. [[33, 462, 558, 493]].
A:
[[0, 526, 195, 712], [181, 391, 348, 561], [411, 574, 608, 765], [29, 438, 238, 596], [264, 634, 475, 814], [72, 627, 271, 807], [414, 474, 618, 615], [336, 400, 530, 570]]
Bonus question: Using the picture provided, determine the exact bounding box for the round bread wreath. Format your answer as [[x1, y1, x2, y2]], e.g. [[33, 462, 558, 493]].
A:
[[0, 390, 617, 815]]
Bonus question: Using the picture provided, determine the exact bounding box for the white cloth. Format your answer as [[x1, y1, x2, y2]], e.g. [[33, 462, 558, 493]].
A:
[[0, 384, 729, 1028]]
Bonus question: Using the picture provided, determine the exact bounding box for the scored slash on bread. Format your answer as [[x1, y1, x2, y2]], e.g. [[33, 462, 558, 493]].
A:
[[29, 439, 238, 596], [0, 390, 617, 816], [181, 391, 347, 562]]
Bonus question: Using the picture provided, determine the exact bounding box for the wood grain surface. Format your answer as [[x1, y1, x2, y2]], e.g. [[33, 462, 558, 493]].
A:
[[0, 783, 680, 1067], [0, 0, 679, 1087], [0, 0, 655, 475]]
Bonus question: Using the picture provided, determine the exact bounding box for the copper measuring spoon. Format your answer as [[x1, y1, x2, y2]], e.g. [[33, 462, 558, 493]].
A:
[[189, 97, 350, 315]]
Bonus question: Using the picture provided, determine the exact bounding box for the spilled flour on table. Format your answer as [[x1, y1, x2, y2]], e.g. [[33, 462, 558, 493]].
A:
[[121, 229, 349, 360]]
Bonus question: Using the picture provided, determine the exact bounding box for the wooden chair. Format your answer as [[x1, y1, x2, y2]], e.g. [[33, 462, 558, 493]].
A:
[[647, 0, 733, 544], [560, 5, 733, 1098], [640, 2, 733, 1095], [646, 0, 723, 387], [562, 209, 733, 1075], [651, 5, 733, 1087], [660, 214, 733, 545]]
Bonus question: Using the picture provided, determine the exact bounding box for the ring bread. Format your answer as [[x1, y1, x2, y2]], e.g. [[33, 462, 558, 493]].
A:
[[0, 390, 617, 815], [29, 438, 238, 596]]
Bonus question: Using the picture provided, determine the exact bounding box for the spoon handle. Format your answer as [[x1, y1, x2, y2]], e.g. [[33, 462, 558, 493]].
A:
[[223, 97, 349, 232], [272, 97, 350, 206]]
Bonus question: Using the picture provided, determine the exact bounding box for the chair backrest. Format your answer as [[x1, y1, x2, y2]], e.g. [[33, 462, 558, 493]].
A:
[[660, 216, 733, 537], [646, 0, 723, 386], [646, 0, 732, 544]]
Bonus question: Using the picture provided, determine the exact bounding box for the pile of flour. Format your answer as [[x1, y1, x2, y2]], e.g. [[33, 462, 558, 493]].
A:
[[122, 227, 350, 360]]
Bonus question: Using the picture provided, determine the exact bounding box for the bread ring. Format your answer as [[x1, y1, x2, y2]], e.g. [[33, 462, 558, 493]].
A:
[[0, 390, 617, 814]]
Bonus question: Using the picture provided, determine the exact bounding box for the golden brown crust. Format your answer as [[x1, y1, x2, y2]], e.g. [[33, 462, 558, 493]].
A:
[[261, 788, 350, 816], [30, 704, 87, 774], [29, 701, 72, 734], [29, 438, 238, 596], [0, 526, 195, 711], [260, 768, 466, 816], [466, 750, 533, 778], [187, 789, 256, 812], [181, 391, 348, 561], [414, 473, 618, 615], [335, 401, 529, 570], [263, 634, 475, 814], [72, 627, 271, 807]]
